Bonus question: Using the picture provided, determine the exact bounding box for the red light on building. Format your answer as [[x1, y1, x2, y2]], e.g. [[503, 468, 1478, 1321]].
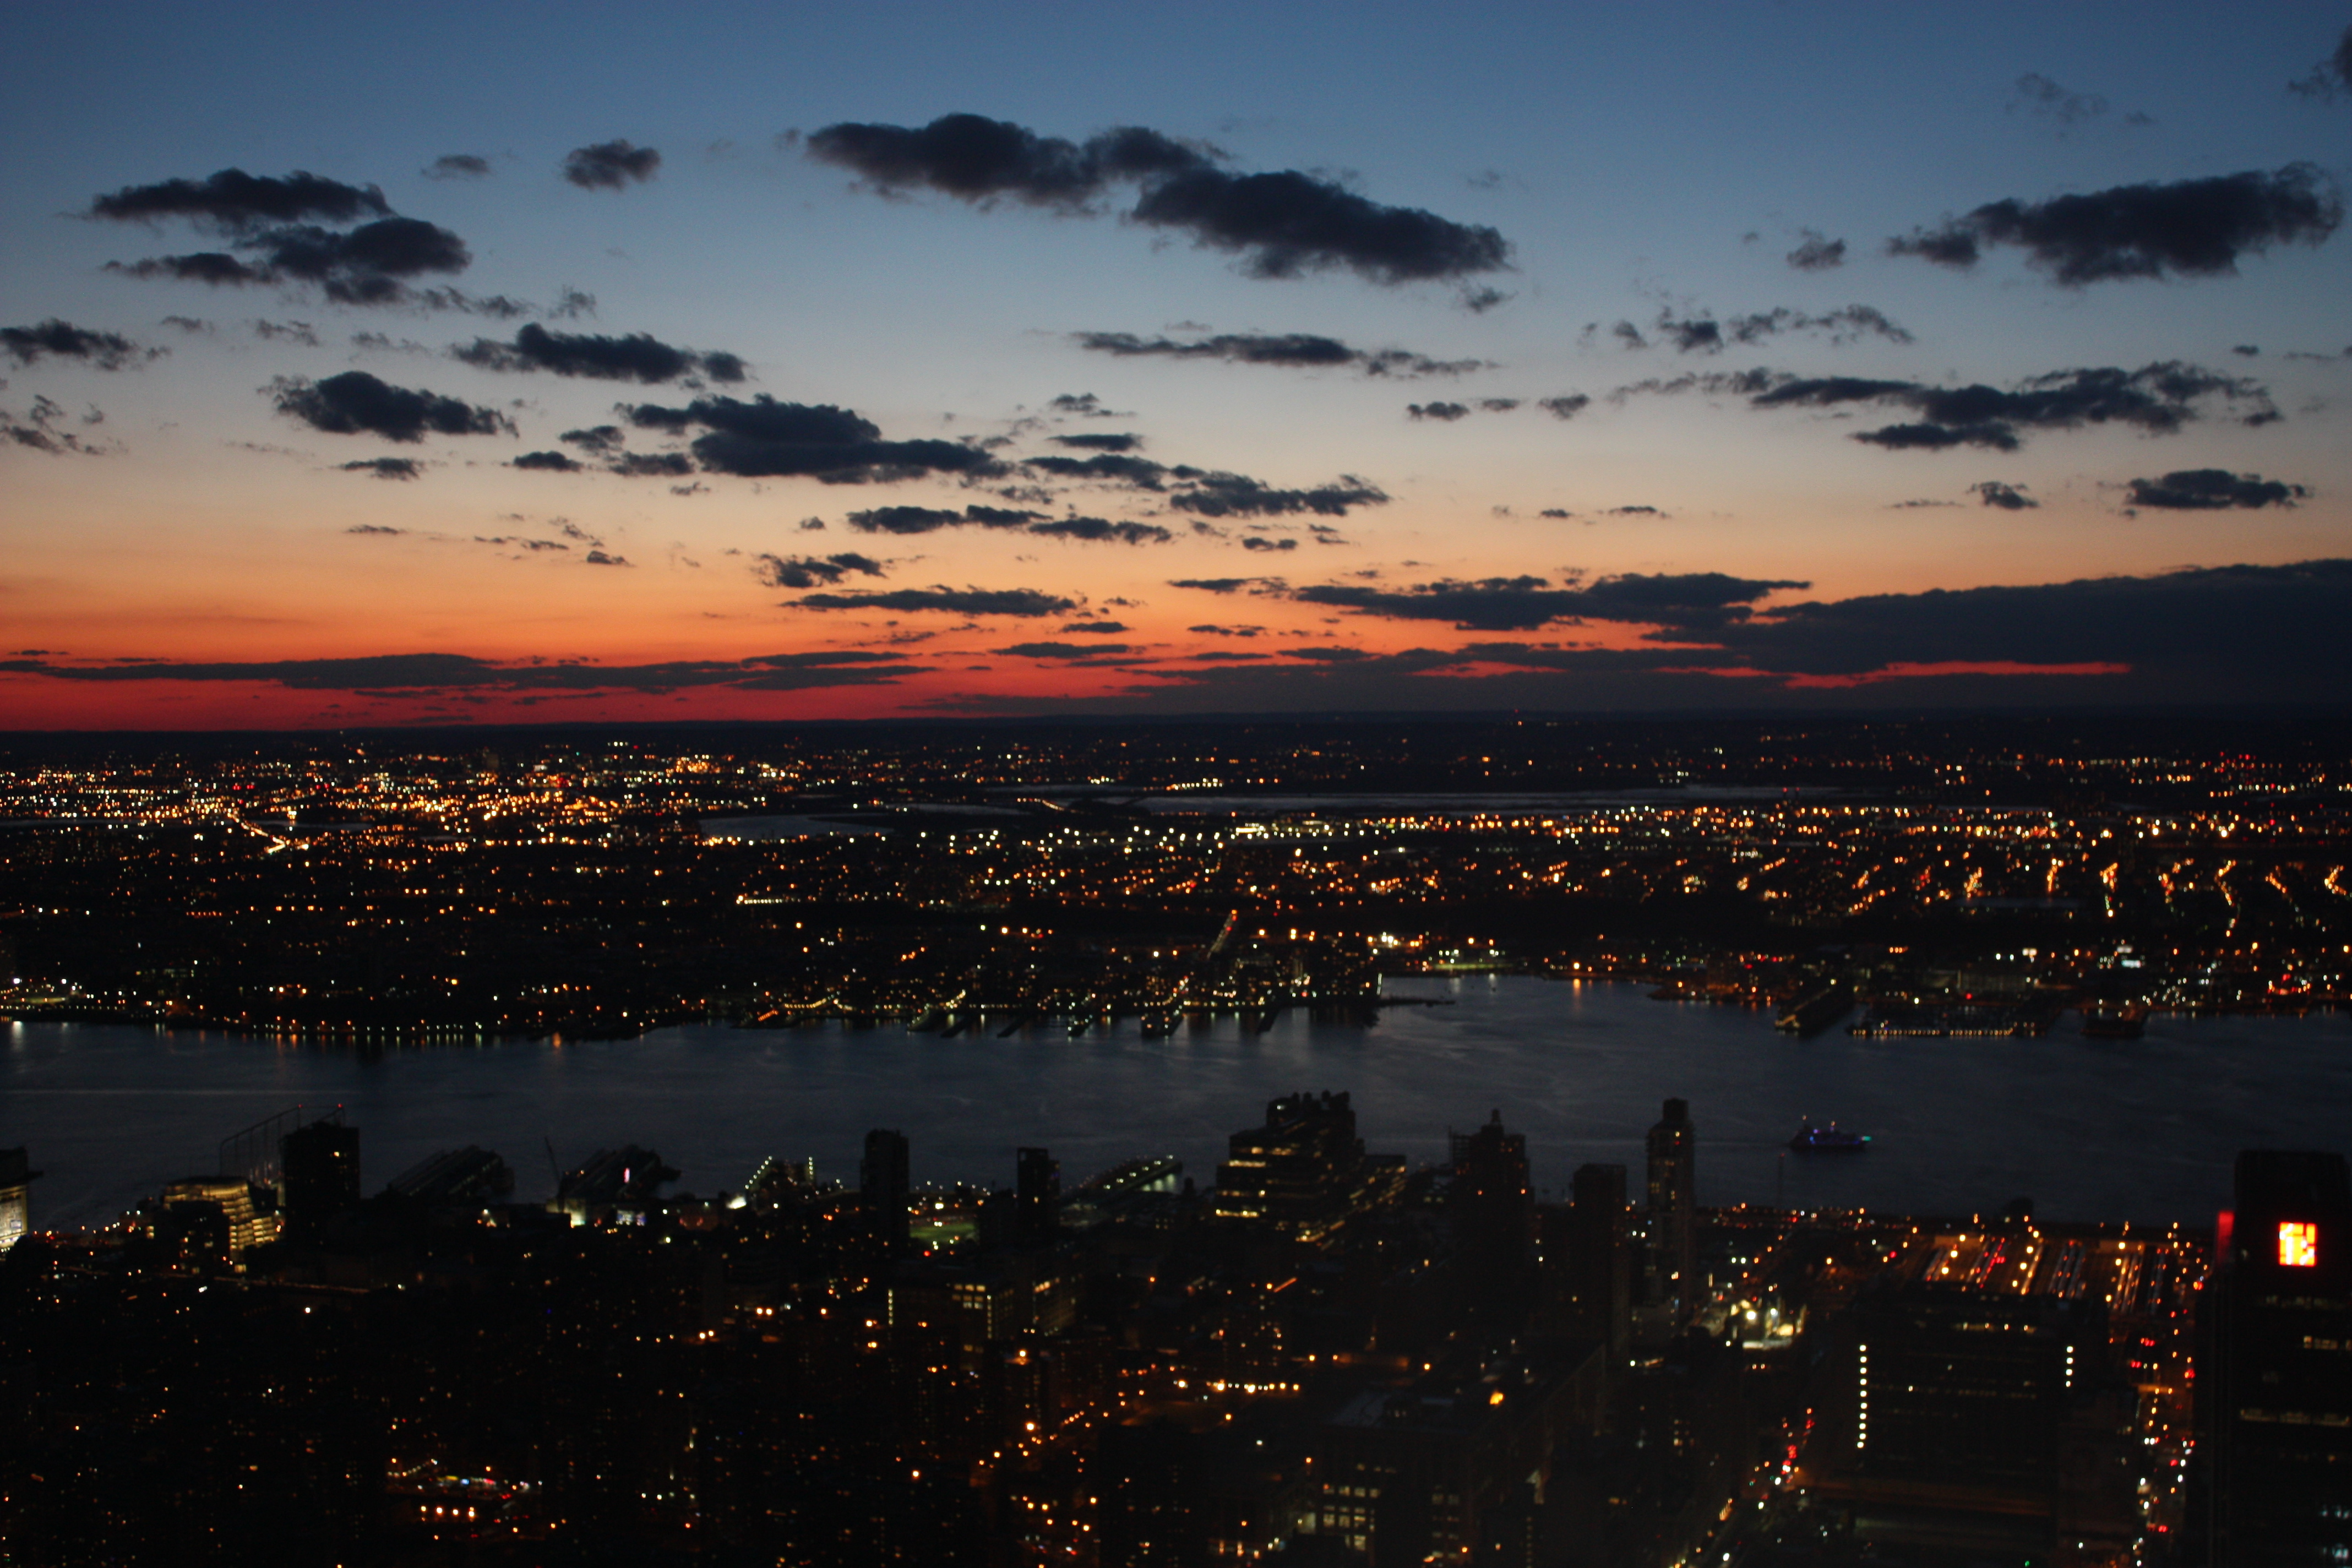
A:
[[2278, 1220, 2318, 1268]]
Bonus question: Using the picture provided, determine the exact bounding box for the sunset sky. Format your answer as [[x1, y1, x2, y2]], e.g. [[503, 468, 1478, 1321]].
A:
[[4, 2, 2350, 728]]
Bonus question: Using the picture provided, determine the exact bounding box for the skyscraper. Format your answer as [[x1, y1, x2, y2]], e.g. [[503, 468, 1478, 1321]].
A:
[[1558, 1162, 1632, 1360], [1645, 1098, 1696, 1319], [2208, 1148, 2352, 1565], [279, 1117, 360, 1241], [1015, 1146, 1059, 1248], [862, 1128, 911, 1248], [0, 1147, 38, 1254]]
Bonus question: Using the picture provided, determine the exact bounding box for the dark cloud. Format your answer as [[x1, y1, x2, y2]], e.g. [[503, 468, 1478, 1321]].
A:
[[424, 155, 492, 181], [1786, 231, 1847, 271], [339, 456, 420, 481], [1072, 330, 1481, 377], [0, 650, 921, 694], [1888, 165, 2343, 284], [1750, 360, 2274, 451], [1240, 536, 1298, 552], [788, 586, 1077, 616], [1048, 392, 1115, 416], [1290, 570, 1805, 633], [1972, 481, 2038, 510], [2288, 25, 2352, 99], [1, 319, 152, 370], [1169, 577, 1283, 595], [160, 315, 211, 334], [752, 551, 890, 588], [1649, 304, 1913, 353], [924, 559, 2352, 714], [1028, 516, 1173, 545], [1022, 452, 1172, 488], [1610, 320, 1648, 350], [563, 140, 661, 190], [1187, 650, 1270, 662], [252, 319, 318, 346], [1132, 165, 1511, 282], [1059, 619, 1128, 633], [1169, 472, 1387, 518], [1284, 646, 1374, 662], [1050, 432, 1141, 451], [608, 451, 695, 478], [513, 450, 583, 471], [1480, 399, 1520, 413], [2122, 469, 2307, 510], [562, 424, 626, 453], [582, 549, 629, 567], [1692, 559, 2352, 694], [808, 112, 1509, 285], [845, 504, 1038, 535], [997, 641, 1136, 660], [2, 394, 107, 455], [345, 524, 404, 535], [1602, 505, 1663, 516], [87, 168, 389, 228], [455, 322, 746, 384], [270, 371, 513, 443], [619, 395, 1002, 483], [106, 216, 473, 306], [1537, 395, 1590, 421], [2009, 73, 2110, 127], [1409, 401, 1469, 421]]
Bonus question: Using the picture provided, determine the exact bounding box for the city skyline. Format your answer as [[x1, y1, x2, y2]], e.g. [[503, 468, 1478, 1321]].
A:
[[6, 4, 2352, 728]]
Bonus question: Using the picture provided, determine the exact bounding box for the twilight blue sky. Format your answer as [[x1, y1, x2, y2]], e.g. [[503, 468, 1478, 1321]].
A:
[[3, 2, 2349, 726]]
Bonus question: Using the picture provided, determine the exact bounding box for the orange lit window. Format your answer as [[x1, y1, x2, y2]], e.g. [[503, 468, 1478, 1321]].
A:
[[2279, 1221, 2318, 1268]]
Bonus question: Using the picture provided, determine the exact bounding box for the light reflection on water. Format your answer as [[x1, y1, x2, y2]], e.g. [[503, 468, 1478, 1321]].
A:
[[7, 977, 2348, 1229]]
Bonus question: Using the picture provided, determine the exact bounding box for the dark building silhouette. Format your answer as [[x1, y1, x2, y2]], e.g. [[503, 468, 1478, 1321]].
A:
[[2209, 1148, 2352, 1565], [1556, 1162, 1632, 1360], [1015, 1146, 1059, 1248], [1450, 1110, 1535, 1320], [861, 1128, 911, 1248], [279, 1118, 360, 1240], [1213, 1091, 1380, 1244], [1645, 1098, 1696, 1318]]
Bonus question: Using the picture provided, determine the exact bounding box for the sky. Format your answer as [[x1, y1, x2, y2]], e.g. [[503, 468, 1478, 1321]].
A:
[[3, 2, 2350, 729]]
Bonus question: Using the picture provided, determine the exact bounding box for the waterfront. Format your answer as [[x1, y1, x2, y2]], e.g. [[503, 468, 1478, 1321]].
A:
[[7, 976, 2348, 1231]]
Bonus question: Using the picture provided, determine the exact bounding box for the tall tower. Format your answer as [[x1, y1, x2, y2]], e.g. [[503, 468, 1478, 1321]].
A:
[[2209, 1148, 2352, 1564], [1015, 1146, 1060, 1246], [280, 1118, 361, 1241], [1562, 1162, 1632, 1359], [861, 1128, 911, 1248], [1645, 1098, 1696, 1319]]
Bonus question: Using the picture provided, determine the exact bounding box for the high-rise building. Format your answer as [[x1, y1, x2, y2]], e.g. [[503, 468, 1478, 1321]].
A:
[[159, 1177, 277, 1267], [2208, 1148, 2352, 1565], [0, 1147, 39, 1254], [1451, 1110, 1536, 1320], [1557, 1163, 1632, 1360], [1212, 1091, 1381, 1244], [1015, 1146, 1059, 1247], [279, 1117, 360, 1240], [1645, 1098, 1696, 1318], [862, 1128, 911, 1248]]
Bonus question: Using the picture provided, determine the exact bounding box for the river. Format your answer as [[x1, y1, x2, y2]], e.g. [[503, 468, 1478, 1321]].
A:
[[6, 977, 2347, 1231]]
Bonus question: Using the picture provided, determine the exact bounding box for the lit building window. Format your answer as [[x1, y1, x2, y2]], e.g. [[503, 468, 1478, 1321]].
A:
[[2279, 1221, 2319, 1268]]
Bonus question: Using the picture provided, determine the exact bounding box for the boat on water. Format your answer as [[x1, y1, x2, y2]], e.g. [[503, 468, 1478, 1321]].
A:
[[1788, 1120, 1870, 1153]]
